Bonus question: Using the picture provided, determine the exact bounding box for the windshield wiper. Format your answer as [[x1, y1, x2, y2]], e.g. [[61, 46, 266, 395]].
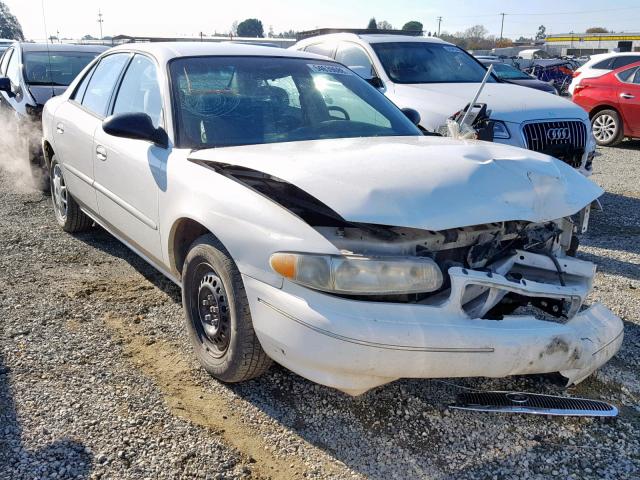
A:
[[27, 81, 68, 87]]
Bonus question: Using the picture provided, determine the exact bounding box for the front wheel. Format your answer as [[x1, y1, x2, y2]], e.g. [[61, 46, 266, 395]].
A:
[[591, 109, 624, 147], [182, 234, 272, 383]]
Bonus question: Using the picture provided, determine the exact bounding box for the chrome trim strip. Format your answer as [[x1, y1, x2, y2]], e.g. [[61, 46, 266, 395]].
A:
[[93, 181, 158, 230], [257, 297, 494, 353]]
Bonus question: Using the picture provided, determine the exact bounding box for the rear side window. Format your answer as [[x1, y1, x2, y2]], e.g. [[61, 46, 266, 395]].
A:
[[617, 66, 638, 83], [81, 53, 130, 117], [612, 56, 640, 69], [592, 58, 614, 69], [304, 43, 335, 58], [72, 63, 96, 103], [112, 55, 162, 128]]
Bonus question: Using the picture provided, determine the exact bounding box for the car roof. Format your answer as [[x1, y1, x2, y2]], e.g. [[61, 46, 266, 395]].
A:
[[294, 33, 450, 47], [18, 43, 109, 53], [105, 41, 330, 64]]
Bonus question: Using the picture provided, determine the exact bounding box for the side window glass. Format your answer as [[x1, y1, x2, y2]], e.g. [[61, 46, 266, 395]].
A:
[[335, 43, 374, 78], [0, 48, 12, 75], [633, 69, 640, 85], [72, 64, 97, 103], [6, 48, 20, 84], [305, 43, 335, 58], [81, 53, 130, 117], [612, 56, 640, 69], [266, 76, 301, 108], [593, 58, 613, 69], [112, 55, 162, 128], [617, 66, 637, 83]]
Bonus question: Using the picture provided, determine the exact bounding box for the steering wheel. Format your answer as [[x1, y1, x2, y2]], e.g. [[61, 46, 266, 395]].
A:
[[328, 106, 350, 121]]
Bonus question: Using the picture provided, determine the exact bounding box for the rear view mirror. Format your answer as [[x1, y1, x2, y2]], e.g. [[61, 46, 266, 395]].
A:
[[401, 108, 421, 126], [102, 112, 168, 148], [0, 77, 13, 96]]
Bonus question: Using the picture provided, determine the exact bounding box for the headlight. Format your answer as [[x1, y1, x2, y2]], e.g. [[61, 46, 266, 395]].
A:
[[492, 121, 511, 139], [270, 253, 443, 295]]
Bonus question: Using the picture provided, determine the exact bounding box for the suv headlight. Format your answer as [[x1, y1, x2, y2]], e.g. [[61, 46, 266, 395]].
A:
[[492, 121, 511, 139], [270, 253, 443, 295]]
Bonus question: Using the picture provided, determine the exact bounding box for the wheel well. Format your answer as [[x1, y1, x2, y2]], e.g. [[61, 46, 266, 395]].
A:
[[170, 218, 210, 278], [42, 141, 55, 168], [589, 105, 619, 119]]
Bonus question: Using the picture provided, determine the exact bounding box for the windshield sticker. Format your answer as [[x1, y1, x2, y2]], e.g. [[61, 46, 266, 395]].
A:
[[308, 64, 352, 75], [443, 46, 461, 53]]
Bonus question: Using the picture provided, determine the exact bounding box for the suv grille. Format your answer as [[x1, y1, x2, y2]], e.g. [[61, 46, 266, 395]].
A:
[[522, 121, 587, 168]]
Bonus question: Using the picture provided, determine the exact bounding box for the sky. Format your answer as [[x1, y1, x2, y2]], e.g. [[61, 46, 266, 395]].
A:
[[6, 0, 640, 41]]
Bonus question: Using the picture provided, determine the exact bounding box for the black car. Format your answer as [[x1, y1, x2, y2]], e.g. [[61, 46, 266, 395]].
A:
[[0, 42, 107, 189], [481, 60, 558, 95]]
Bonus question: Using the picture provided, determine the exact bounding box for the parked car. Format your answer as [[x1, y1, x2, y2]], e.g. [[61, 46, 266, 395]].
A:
[[41, 42, 622, 395], [569, 52, 640, 95], [0, 38, 14, 56], [292, 32, 596, 176], [572, 60, 640, 146], [0, 42, 107, 188], [479, 60, 558, 94]]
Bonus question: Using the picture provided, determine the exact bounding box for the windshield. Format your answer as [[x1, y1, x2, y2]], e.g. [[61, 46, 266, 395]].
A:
[[170, 56, 421, 148], [371, 42, 496, 84], [24, 51, 99, 86], [489, 63, 532, 80]]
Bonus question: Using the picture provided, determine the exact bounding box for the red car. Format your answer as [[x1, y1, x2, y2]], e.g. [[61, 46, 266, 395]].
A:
[[573, 60, 640, 146]]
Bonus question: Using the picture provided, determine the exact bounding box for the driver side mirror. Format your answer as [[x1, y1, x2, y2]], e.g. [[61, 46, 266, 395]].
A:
[[102, 112, 168, 149], [401, 108, 421, 126], [0, 77, 14, 97]]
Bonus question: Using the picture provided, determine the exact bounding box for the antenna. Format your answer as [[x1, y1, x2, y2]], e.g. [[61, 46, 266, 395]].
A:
[[40, 0, 55, 97], [97, 9, 104, 41]]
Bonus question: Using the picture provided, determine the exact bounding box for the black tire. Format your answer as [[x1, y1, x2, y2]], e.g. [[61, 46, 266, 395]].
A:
[[182, 234, 271, 383], [50, 155, 92, 233], [591, 109, 624, 147]]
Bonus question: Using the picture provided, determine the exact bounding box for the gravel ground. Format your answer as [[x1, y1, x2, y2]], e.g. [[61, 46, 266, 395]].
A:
[[1, 144, 639, 480]]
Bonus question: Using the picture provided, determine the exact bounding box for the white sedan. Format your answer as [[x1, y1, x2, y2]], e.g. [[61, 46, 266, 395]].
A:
[[42, 43, 622, 395]]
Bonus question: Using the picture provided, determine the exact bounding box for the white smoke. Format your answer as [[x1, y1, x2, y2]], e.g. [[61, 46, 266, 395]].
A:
[[0, 109, 46, 193]]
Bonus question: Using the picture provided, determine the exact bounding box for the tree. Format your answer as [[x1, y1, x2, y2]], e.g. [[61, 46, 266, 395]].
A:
[[516, 36, 534, 43], [0, 1, 24, 41], [402, 21, 423, 33], [377, 20, 393, 30], [82, 34, 96, 40], [495, 38, 514, 48], [586, 27, 608, 33], [231, 21, 239, 36], [237, 18, 264, 38], [535, 25, 546, 40], [367, 18, 377, 29]]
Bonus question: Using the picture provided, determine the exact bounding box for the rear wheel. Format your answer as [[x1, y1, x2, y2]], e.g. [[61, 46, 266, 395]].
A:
[[50, 155, 92, 232], [591, 109, 624, 146], [182, 234, 271, 383]]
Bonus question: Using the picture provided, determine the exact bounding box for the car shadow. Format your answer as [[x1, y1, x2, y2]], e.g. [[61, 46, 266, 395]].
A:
[[606, 138, 640, 150], [0, 355, 94, 478]]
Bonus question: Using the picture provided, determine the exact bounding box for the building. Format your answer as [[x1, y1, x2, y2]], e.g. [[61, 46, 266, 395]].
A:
[[545, 32, 640, 56]]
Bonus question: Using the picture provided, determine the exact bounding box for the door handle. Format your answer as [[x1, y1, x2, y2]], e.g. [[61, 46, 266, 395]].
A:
[[620, 93, 635, 99], [96, 145, 107, 161], [56, 123, 64, 134]]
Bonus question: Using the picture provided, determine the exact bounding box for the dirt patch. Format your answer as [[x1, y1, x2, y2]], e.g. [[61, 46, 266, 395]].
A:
[[103, 314, 341, 480]]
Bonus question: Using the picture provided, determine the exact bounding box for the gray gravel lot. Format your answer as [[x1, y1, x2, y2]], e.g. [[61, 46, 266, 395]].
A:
[[1, 144, 639, 479]]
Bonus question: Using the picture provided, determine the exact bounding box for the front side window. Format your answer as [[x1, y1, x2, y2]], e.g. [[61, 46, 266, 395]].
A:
[[335, 43, 375, 78], [112, 55, 162, 128], [372, 42, 496, 84], [170, 56, 420, 148], [23, 51, 99, 86], [81, 53, 130, 117]]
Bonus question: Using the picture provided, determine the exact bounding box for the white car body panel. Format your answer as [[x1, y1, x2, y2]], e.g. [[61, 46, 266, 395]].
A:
[[41, 42, 623, 395]]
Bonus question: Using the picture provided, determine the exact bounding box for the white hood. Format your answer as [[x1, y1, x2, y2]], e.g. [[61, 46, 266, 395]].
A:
[[190, 136, 602, 231], [390, 83, 587, 129]]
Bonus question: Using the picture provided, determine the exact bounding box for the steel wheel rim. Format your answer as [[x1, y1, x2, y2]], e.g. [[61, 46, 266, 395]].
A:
[[192, 264, 231, 357], [52, 164, 68, 220], [593, 114, 617, 142]]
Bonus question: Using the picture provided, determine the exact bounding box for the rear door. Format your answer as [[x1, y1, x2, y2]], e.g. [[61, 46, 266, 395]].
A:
[[617, 67, 640, 137], [52, 53, 130, 214], [92, 54, 165, 262]]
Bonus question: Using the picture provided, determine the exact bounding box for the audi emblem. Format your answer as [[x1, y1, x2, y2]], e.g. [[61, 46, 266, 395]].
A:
[[546, 127, 570, 141]]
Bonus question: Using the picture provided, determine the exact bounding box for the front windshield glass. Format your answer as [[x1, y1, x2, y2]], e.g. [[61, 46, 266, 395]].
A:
[[490, 63, 532, 80], [371, 42, 496, 84], [169, 56, 421, 148], [24, 51, 98, 86]]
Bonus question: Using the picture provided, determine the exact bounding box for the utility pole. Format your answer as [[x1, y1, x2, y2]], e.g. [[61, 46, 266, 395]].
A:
[[436, 17, 442, 37], [97, 9, 104, 41], [499, 13, 505, 41]]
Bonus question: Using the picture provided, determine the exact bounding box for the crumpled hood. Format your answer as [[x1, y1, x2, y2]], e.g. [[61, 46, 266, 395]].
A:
[[190, 136, 602, 231], [393, 82, 587, 125]]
